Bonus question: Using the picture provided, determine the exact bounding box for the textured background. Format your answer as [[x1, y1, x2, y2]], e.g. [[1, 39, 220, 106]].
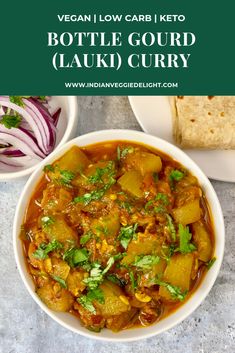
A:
[[0, 97, 234, 353]]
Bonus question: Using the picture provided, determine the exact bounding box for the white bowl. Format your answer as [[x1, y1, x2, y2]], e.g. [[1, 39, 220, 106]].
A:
[[0, 96, 78, 181], [13, 129, 225, 342]]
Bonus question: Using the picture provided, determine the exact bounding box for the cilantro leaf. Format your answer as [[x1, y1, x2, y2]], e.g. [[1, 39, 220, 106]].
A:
[[207, 257, 216, 269], [74, 177, 116, 205], [118, 223, 138, 249], [154, 277, 188, 301], [63, 247, 89, 267], [166, 214, 176, 241], [169, 169, 185, 189], [83, 254, 124, 290], [78, 295, 96, 313], [161, 244, 176, 263], [41, 216, 55, 228], [117, 146, 134, 160], [51, 275, 67, 288], [33, 239, 63, 260], [117, 200, 133, 214], [9, 96, 30, 107], [129, 270, 137, 290], [154, 205, 166, 213], [169, 169, 184, 182], [133, 255, 160, 270], [78, 287, 105, 314], [83, 262, 103, 290], [145, 200, 154, 211], [43, 164, 54, 172], [60, 170, 75, 185], [0, 114, 22, 129], [155, 193, 169, 205], [87, 287, 105, 304], [80, 231, 93, 245], [145, 193, 168, 214], [177, 224, 197, 254], [88, 161, 114, 185], [102, 256, 116, 275], [106, 274, 126, 287]]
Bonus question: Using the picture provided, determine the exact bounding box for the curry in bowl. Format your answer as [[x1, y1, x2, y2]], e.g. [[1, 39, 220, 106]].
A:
[[20, 141, 215, 332]]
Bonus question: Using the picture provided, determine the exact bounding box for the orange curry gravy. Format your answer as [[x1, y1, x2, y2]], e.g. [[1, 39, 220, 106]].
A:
[[21, 141, 215, 332]]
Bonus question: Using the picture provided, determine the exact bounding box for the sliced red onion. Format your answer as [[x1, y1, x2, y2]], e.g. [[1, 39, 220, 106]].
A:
[[1, 147, 25, 157], [0, 154, 27, 166], [0, 160, 23, 172], [0, 155, 37, 171], [0, 97, 48, 154], [0, 96, 61, 172], [52, 108, 61, 127], [23, 98, 56, 152], [0, 126, 45, 159], [30, 98, 54, 124], [0, 139, 9, 146]]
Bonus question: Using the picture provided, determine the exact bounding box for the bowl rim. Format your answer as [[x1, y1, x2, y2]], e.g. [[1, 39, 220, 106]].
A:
[[0, 96, 78, 181], [13, 129, 225, 342]]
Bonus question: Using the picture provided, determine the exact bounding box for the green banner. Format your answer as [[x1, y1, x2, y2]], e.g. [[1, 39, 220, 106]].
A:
[[0, 0, 234, 94]]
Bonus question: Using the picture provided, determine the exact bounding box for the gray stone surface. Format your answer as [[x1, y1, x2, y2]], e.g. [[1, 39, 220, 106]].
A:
[[0, 96, 234, 353]]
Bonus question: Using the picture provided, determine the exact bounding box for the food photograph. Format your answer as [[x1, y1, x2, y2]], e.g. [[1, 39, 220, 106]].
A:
[[0, 96, 234, 352]]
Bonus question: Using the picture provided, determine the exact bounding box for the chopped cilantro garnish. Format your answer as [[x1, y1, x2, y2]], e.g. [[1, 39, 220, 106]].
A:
[[118, 223, 138, 249], [166, 214, 176, 241], [106, 274, 126, 287], [154, 205, 166, 213], [117, 146, 134, 160], [118, 201, 133, 213], [133, 255, 160, 270], [78, 287, 105, 314], [83, 254, 124, 290], [129, 270, 137, 290], [169, 169, 184, 181], [154, 277, 188, 301], [169, 169, 185, 189], [83, 262, 103, 290], [74, 177, 116, 205], [33, 239, 63, 260], [0, 114, 22, 129], [43, 164, 54, 172], [155, 193, 169, 205], [206, 257, 216, 269], [145, 193, 168, 213], [78, 295, 96, 313], [95, 225, 109, 236], [177, 224, 197, 254], [63, 247, 89, 267], [41, 216, 55, 228], [161, 244, 176, 263], [145, 200, 154, 211], [80, 231, 93, 245], [51, 275, 67, 288], [74, 189, 105, 205], [60, 170, 75, 185], [9, 96, 30, 107], [88, 161, 114, 185]]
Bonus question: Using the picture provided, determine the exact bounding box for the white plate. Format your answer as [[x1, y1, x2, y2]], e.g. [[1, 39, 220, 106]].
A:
[[129, 96, 235, 182]]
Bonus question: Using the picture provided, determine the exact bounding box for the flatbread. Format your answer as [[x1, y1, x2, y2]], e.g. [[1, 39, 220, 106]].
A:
[[171, 96, 235, 149]]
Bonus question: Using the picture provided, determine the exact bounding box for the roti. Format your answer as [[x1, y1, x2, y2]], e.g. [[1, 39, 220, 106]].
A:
[[171, 96, 235, 149]]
